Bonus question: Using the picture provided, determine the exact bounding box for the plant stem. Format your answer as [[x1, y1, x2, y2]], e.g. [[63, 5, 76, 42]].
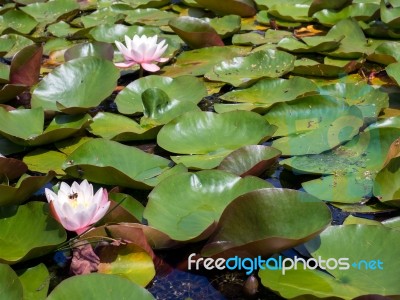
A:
[[139, 66, 144, 78]]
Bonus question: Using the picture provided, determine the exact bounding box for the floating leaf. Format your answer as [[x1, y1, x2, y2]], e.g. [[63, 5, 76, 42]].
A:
[[64, 42, 114, 62], [217, 145, 281, 176], [23, 149, 67, 176], [17, 264, 49, 300], [10, 44, 42, 86], [169, 16, 224, 49], [162, 46, 249, 77], [218, 77, 317, 113], [125, 8, 177, 27], [292, 57, 363, 77], [0, 108, 92, 146], [0, 156, 27, 180], [202, 188, 331, 258], [0, 172, 54, 206], [205, 49, 295, 87], [31, 57, 119, 113], [308, 0, 352, 16], [374, 157, 400, 207], [20, 0, 80, 24], [0, 10, 38, 35], [194, 0, 257, 17], [98, 244, 155, 287], [319, 82, 388, 122], [157, 111, 277, 169], [88, 112, 159, 141], [89, 24, 160, 43], [268, 3, 314, 22], [0, 201, 66, 264], [115, 75, 206, 115], [386, 61, 400, 86], [63, 138, 172, 189], [47, 274, 155, 299], [143, 170, 271, 241], [259, 225, 400, 299], [0, 264, 23, 300]]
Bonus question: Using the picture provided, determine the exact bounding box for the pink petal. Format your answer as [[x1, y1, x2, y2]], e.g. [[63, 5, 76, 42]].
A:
[[141, 63, 160, 72], [156, 57, 169, 63], [75, 226, 90, 235], [115, 41, 130, 59], [114, 61, 137, 68], [45, 188, 57, 203], [90, 202, 111, 224], [152, 42, 168, 61]]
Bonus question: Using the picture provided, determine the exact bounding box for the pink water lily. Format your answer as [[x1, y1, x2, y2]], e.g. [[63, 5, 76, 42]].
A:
[[115, 34, 169, 72], [45, 180, 110, 235]]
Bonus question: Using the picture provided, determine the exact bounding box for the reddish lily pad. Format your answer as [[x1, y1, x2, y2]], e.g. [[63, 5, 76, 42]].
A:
[[202, 188, 331, 258], [217, 145, 281, 177], [169, 16, 224, 49]]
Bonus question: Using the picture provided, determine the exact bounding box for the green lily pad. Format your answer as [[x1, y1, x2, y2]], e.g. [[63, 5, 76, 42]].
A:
[[202, 188, 331, 258], [47, 21, 87, 38], [312, 3, 379, 26], [219, 77, 317, 112], [0, 264, 23, 300], [64, 42, 114, 62], [23, 149, 67, 176], [264, 95, 350, 137], [98, 244, 155, 287], [194, 0, 257, 17], [20, 0, 80, 24], [102, 192, 145, 224], [157, 111, 277, 168], [381, 0, 400, 29], [31, 57, 119, 113], [169, 16, 224, 49], [217, 145, 281, 176], [47, 274, 155, 300], [0, 172, 54, 206], [322, 18, 368, 59], [0, 108, 92, 146], [0, 64, 9, 83], [256, 10, 302, 28], [119, 0, 169, 9], [386, 61, 400, 86], [143, 170, 271, 241], [207, 15, 241, 38], [205, 49, 295, 87], [115, 75, 206, 115], [232, 32, 269, 46], [141, 87, 201, 126], [88, 112, 160, 141], [81, 8, 126, 28], [268, 3, 314, 22], [285, 128, 400, 203], [63, 138, 172, 189], [0, 9, 38, 35], [271, 106, 364, 155], [292, 57, 363, 77], [368, 41, 400, 65], [89, 24, 160, 43], [0, 201, 66, 264], [259, 225, 400, 299], [277, 35, 342, 53], [318, 82, 389, 121], [17, 264, 49, 300], [0, 84, 28, 103], [125, 8, 177, 27], [308, 0, 352, 16], [0, 34, 34, 58], [161, 46, 249, 77], [373, 156, 400, 207]]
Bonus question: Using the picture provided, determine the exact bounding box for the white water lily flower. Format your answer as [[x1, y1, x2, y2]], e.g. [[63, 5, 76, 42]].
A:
[[115, 34, 169, 72], [45, 180, 110, 234]]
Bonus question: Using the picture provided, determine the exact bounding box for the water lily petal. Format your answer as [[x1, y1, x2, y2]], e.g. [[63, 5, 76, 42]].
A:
[[45, 188, 58, 203], [156, 57, 169, 63], [115, 41, 131, 59], [80, 179, 93, 202], [124, 35, 132, 51], [152, 42, 168, 61], [114, 61, 137, 68], [141, 63, 160, 72], [90, 202, 111, 224]]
